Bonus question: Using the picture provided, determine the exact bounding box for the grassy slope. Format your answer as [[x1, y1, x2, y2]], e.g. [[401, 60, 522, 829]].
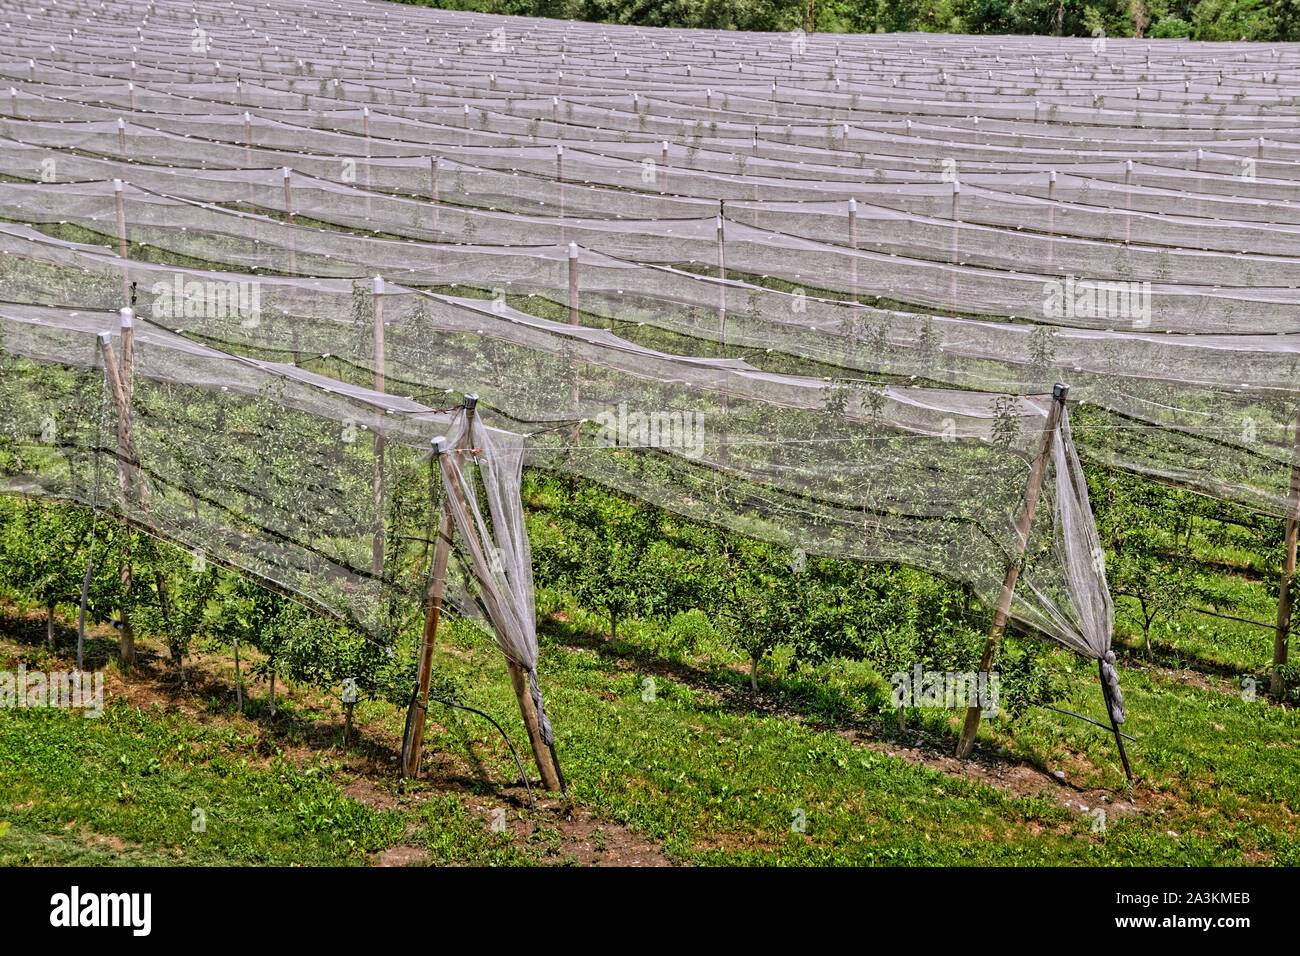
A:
[[1, 566, 1296, 865]]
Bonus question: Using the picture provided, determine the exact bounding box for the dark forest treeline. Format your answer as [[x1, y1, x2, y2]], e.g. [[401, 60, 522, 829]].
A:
[[395, 0, 1297, 41]]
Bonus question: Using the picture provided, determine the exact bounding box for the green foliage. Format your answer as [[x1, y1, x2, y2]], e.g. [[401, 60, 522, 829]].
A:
[[393, 0, 1297, 37]]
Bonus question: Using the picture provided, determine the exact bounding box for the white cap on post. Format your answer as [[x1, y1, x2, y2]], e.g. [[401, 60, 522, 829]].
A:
[[431, 435, 448, 455], [568, 242, 578, 260], [119, 307, 134, 329], [952, 180, 961, 194], [113, 178, 123, 192], [117, 117, 125, 130], [372, 275, 384, 296], [848, 197, 856, 212], [282, 166, 291, 180]]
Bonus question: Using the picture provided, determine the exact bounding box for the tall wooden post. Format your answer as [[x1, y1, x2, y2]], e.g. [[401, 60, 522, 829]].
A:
[[113, 178, 128, 259], [117, 117, 127, 164], [282, 167, 296, 277], [848, 197, 858, 305], [716, 208, 727, 347], [453, 398, 561, 792], [1272, 410, 1300, 697], [407, 403, 562, 790], [568, 244, 582, 442], [1047, 170, 1056, 269], [567, 242, 579, 326], [99, 326, 138, 669], [372, 275, 386, 577], [429, 155, 439, 230], [1124, 160, 1133, 246], [556, 145, 565, 221], [949, 181, 960, 316], [404, 490, 453, 778], [956, 384, 1069, 759], [362, 106, 373, 210]]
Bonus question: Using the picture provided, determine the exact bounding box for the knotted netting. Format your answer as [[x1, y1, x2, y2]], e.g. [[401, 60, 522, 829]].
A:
[[9, 0, 1299, 737]]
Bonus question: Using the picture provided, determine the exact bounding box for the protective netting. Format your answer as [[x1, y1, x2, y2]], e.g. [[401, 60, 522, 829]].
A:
[[17, 0, 1300, 727]]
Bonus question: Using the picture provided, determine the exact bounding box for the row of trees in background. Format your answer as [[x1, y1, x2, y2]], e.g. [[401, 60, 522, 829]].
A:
[[1, 455, 1291, 725], [401, 0, 1296, 41], [0, 497, 413, 714]]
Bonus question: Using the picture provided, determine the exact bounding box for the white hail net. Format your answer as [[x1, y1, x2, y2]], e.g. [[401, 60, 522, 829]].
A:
[[9, 0, 1300, 721]]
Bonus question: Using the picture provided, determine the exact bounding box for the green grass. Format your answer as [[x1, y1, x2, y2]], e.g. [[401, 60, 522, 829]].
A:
[[2, 563, 1299, 865]]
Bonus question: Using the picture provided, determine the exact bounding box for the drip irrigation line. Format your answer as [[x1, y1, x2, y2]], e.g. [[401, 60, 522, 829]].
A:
[[1042, 704, 1136, 741], [399, 680, 536, 812]]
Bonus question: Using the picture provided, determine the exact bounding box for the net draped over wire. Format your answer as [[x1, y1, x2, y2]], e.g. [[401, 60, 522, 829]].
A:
[[17, 0, 1300, 721]]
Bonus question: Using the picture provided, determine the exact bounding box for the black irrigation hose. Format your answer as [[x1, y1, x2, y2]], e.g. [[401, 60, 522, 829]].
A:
[[1042, 704, 1137, 742], [399, 681, 536, 812]]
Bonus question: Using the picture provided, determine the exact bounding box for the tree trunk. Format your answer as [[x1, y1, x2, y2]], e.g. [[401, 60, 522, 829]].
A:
[[118, 541, 136, 668], [233, 636, 243, 713], [46, 600, 56, 651], [750, 655, 759, 692], [269, 665, 277, 717], [154, 568, 184, 686], [609, 610, 618, 644]]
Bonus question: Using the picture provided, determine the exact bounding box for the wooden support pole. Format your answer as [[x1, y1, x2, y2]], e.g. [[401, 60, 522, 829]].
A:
[[98, 330, 137, 668], [1047, 170, 1056, 269], [100, 316, 181, 680], [956, 384, 1069, 759], [716, 208, 727, 348], [372, 275, 386, 577], [507, 657, 561, 792], [113, 179, 128, 260], [404, 500, 454, 778], [282, 167, 296, 277], [1124, 160, 1133, 245], [556, 145, 565, 221], [1272, 410, 1300, 697], [949, 181, 960, 316], [117, 117, 127, 164], [430, 155, 439, 230], [362, 106, 373, 201], [447, 403, 562, 791], [848, 197, 858, 305], [567, 242, 579, 326]]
